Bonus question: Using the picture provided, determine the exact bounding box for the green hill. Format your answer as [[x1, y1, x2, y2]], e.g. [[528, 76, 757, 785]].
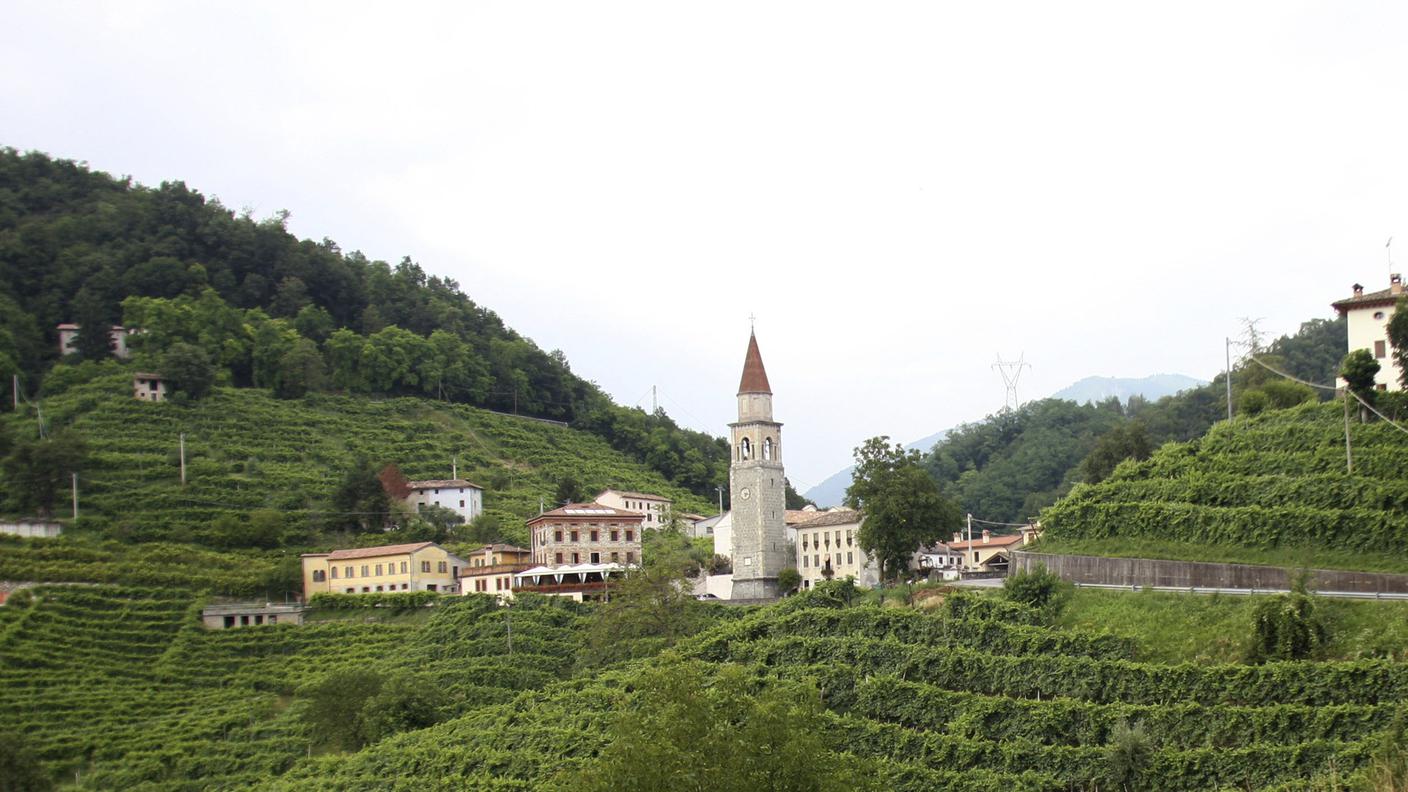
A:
[[1038, 400, 1408, 573], [5, 584, 1405, 790], [2, 369, 713, 547]]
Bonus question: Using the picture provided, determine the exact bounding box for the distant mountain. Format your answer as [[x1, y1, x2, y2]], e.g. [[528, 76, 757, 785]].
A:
[[804, 373, 1204, 508], [804, 429, 950, 507], [1049, 374, 1205, 405]]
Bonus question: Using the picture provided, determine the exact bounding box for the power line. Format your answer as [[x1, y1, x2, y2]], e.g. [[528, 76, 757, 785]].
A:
[[1244, 354, 1408, 436]]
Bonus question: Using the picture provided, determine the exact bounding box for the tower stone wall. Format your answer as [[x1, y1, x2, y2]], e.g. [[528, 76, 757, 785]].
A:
[[730, 333, 788, 600]]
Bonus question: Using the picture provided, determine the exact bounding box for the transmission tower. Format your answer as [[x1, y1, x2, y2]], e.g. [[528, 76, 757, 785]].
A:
[[992, 353, 1032, 411]]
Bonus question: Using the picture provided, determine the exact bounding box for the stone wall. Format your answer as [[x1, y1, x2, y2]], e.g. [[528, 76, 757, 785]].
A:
[[1011, 550, 1408, 594]]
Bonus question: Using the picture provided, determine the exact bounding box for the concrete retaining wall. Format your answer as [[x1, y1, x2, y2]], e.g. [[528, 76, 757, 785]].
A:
[[1011, 550, 1408, 594]]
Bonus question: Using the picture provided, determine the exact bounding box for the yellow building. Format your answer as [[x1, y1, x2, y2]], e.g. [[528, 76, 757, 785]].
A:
[[460, 543, 533, 600], [301, 541, 468, 600], [948, 528, 1038, 573]]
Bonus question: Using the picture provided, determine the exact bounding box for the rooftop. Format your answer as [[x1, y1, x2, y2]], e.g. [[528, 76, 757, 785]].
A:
[[323, 541, 437, 560], [407, 479, 483, 491], [737, 332, 773, 395], [476, 543, 530, 554], [1333, 278, 1403, 312], [528, 503, 645, 522], [793, 508, 862, 528], [596, 489, 670, 502], [948, 534, 1027, 550]]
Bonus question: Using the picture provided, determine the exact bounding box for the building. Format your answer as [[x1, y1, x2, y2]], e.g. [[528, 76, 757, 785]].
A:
[[301, 541, 469, 600], [405, 479, 483, 523], [1333, 274, 1404, 391], [948, 528, 1039, 573], [201, 602, 306, 629], [527, 503, 644, 567], [913, 542, 964, 581], [57, 323, 137, 359], [594, 489, 673, 529], [514, 562, 628, 602], [794, 508, 879, 590], [729, 332, 790, 600], [0, 520, 63, 538], [460, 543, 533, 599], [132, 372, 167, 402]]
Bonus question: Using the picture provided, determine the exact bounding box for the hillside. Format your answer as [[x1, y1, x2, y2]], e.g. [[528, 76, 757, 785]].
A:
[[1, 369, 713, 551], [5, 584, 1405, 790], [1038, 400, 1408, 573]]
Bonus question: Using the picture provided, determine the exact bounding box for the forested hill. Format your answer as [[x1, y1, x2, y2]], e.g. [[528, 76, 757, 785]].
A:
[[0, 148, 727, 497]]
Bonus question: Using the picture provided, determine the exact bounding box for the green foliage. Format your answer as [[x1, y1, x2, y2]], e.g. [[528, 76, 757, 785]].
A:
[[1342, 350, 1381, 403], [778, 567, 802, 595], [785, 477, 814, 509], [1, 430, 86, 516], [1389, 295, 1408, 391], [553, 474, 583, 506], [299, 668, 385, 750], [1241, 387, 1271, 416], [1079, 420, 1153, 484], [328, 457, 392, 532], [0, 730, 51, 792], [1002, 564, 1071, 622], [161, 341, 215, 399], [1247, 588, 1329, 664], [579, 532, 707, 669], [1263, 379, 1318, 410], [1102, 721, 1153, 791], [309, 591, 445, 610], [361, 672, 447, 743], [848, 437, 960, 580]]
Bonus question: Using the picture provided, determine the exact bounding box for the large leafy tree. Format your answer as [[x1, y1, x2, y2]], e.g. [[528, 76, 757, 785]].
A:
[[1388, 295, 1408, 390], [1, 431, 88, 517], [161, 342, 216, 400], [1078, 420, 1153, 484], [847, 437, 960, 581]]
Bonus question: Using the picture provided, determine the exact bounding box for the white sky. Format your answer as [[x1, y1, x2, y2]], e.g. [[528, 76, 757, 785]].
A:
[[4, 1, 1407, 489]]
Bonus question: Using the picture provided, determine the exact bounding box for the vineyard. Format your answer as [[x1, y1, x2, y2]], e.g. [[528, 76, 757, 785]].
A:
[[1039, 401, 1408, 572], [3, 370, 714, 546], [2, 582, 1405, 789]]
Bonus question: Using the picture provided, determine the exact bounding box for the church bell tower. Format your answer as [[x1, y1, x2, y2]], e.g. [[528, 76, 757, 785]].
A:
[[729, 331, 788, 599]]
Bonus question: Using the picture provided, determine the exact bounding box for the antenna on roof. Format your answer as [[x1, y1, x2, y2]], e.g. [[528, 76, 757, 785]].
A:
[[1388, 236, 1395, 278], [992, 353, 1032, 412]]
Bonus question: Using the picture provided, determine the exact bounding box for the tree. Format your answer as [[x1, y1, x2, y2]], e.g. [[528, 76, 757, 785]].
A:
[[1102, 721, 1153, 792], [1389, 294, 1408, 390], [1341, 349, 1380, 403], [463, 513, 508, 544], [1, 431, 87, 517], [552, 659, 872, 792], [71, 289, 113, 360], [162, 342, 216, 400], [783, 478, 814, 509], [1079, 421, 1153, 484], [0, 730, 51, 792], [299, 669, 384, 750], [361, 672, 445, 742], [846, 437, 960, 581], [324, 328, 367, 392], [1260, 379, 1316, 410], [776, 567, 801, 595], [1238, 388, 1270, 416], [554, 474, 584, 506], [1002, 564, 1071, 622], [1245, 583, 1328, 663], [273, 337, 326, 399], [329, 458, 392, 532]]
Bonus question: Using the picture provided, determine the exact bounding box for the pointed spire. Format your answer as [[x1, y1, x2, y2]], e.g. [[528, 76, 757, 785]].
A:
[[737, 332, 772, 395]]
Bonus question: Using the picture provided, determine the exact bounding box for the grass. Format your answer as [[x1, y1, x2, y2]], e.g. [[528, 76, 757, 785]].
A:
[[1031, 536, 1408, 575], [1059, 587, 1408, 664]]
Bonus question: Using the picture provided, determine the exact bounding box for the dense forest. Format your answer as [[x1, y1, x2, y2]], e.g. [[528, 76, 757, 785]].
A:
[[920, 315, 1348, 523], [0, 149, 728, 497]]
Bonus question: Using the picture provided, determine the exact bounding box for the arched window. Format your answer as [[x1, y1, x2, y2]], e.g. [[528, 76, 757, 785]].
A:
[[740, 437, 752, 460], [763, 437, 774, 460]]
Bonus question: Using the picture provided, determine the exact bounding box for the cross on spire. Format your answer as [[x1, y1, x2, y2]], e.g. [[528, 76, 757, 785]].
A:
[[748, 313, 757, 332]]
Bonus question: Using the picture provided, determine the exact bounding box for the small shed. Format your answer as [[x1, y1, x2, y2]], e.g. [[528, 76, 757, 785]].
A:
[[133, 372, 167, 402]]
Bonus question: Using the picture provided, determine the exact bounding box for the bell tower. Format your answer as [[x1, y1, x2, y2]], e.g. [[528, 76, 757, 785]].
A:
[[729, 331, 787, 599]]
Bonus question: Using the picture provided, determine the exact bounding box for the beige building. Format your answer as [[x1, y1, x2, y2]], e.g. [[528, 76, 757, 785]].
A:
[[948, 528, 1038, 573], [57, 323, 137, 359], [594, 489, 673, 529], [133, 372, 167, 402], [1333, 274, 1404, 391], [794, 509, 879, 590], [528, 503, 644, 567], [301, 541, 468, 600], [460, 543, 533, 599]]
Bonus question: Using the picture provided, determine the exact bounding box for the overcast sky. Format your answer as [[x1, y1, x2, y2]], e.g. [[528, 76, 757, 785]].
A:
[[5, 1, 1407, 489]]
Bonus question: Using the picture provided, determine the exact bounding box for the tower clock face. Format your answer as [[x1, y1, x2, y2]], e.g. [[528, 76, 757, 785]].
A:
[[739, 488, 750, 500]]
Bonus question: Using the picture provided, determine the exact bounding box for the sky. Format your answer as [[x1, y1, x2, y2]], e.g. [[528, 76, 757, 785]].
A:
[[5, 1, 1408, 491]]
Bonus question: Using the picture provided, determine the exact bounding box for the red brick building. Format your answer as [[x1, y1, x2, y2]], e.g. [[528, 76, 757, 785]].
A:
[[527, 503, 645, 567]]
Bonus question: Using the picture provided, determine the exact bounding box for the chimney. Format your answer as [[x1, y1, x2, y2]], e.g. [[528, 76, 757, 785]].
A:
[[953, 532, 962, 543], [1353, 283, 1364, 297], [1393, 274, 1403, 296], [982, 529, 990, 544]]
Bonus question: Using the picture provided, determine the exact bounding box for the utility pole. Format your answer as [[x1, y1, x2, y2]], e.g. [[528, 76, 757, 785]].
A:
[[992, 354, 1031, 412], [716, 486, 724, 515], [505, 601, 513, 656], [11, 374, 17, 410], [651, 385, 657, 413], [1225, 338, 1234, 421], [179, 433, 187, 486], [1344, 389, 1354, 473], [72, 473, 79, 520], [452, 455, 457, 480]]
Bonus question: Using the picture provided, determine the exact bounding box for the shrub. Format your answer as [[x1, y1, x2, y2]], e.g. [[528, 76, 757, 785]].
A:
[[1002, 564, 1071, 621], [1246, 587, 1328, 663]]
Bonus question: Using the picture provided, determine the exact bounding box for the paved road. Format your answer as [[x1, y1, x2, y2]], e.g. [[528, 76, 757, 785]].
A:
[[949, 576, 1408, 600]]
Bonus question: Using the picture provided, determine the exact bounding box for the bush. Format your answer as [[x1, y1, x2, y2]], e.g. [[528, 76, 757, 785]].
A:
[[1245, 587, 1328, 663], [309, 591, 445, 610], [1002, 564, 1071, 621], [0, 730, 51, 792]]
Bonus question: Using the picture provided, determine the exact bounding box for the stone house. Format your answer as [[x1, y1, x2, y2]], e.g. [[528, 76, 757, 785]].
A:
[[132, 372, 167, 402], [527, 503, 644, 567]]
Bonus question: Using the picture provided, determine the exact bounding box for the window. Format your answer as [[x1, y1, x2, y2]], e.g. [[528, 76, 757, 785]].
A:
[[1379, 383, 1389, 391], [571, 552, 580, 563], [555, 552, 564, 564], [847, 552, 853, 565], [312, 570, 326, 582], [814, 555, 820, 567], [427, 584, 437, 592], [1375, 311, 1387, 320], [625, 530, 634, 542], [611, 551, 619, 562], [375, 564, 383, 576], [590, 530, 599, 542], [802, 555, 809, 568], [974, 552, 979, 562], [590, 552, 600, 564], [740, 437, 751, 460], [555, 530, 563, 543], [570, 531, 579, 542], [345, 566, 353, 578], [361, 565, 369, 577], [330, 567, 338, 579], [362, 587, 370, 593], [345, 588, 354, 594], [611, 530, 619, 542], [847, 531, 853, 546], [459, 500, 465, 508], [422, 561, 431, 572], [836, 553, 842, 567], [495, 578, 502, 591], [401, 583, 408, 590], [626, 551, 634, 563], [763, 437, 773, 460], [438, 561, 447, 573], [376, 585, 384, 592], [400, 561, 407, 573], [1376, 340, 1388, 359]]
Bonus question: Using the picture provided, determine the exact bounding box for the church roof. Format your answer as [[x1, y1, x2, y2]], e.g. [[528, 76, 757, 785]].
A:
[[737, 332, 773, 395]]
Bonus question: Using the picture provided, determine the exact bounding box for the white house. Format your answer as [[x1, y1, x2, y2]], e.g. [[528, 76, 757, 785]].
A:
[[913, 542, 964, 581], [133, 372, 167, 402], [594, 489, 673, 529], [1333, 274, 1404, 391], [405, 479, 483, 523], [57, 323, 137, 359]]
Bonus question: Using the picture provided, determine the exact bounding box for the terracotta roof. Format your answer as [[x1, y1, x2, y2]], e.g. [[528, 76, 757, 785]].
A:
[[477, 543, 530, 554], [948, 534, 1026, 551], [527, 503, 645, 523], [133, 372, 164, 380], [1333, 285, 1403, 312], [795, 509, 862, 528], [326, 541, 436, 560], [737, 332, 773, 395], [785, 509, 822, 525], [407, 479, 483, 490], [597, 489, 670, 502]]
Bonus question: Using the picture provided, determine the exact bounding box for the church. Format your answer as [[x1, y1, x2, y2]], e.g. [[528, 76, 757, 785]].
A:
[[705, 331, 791, 600]]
